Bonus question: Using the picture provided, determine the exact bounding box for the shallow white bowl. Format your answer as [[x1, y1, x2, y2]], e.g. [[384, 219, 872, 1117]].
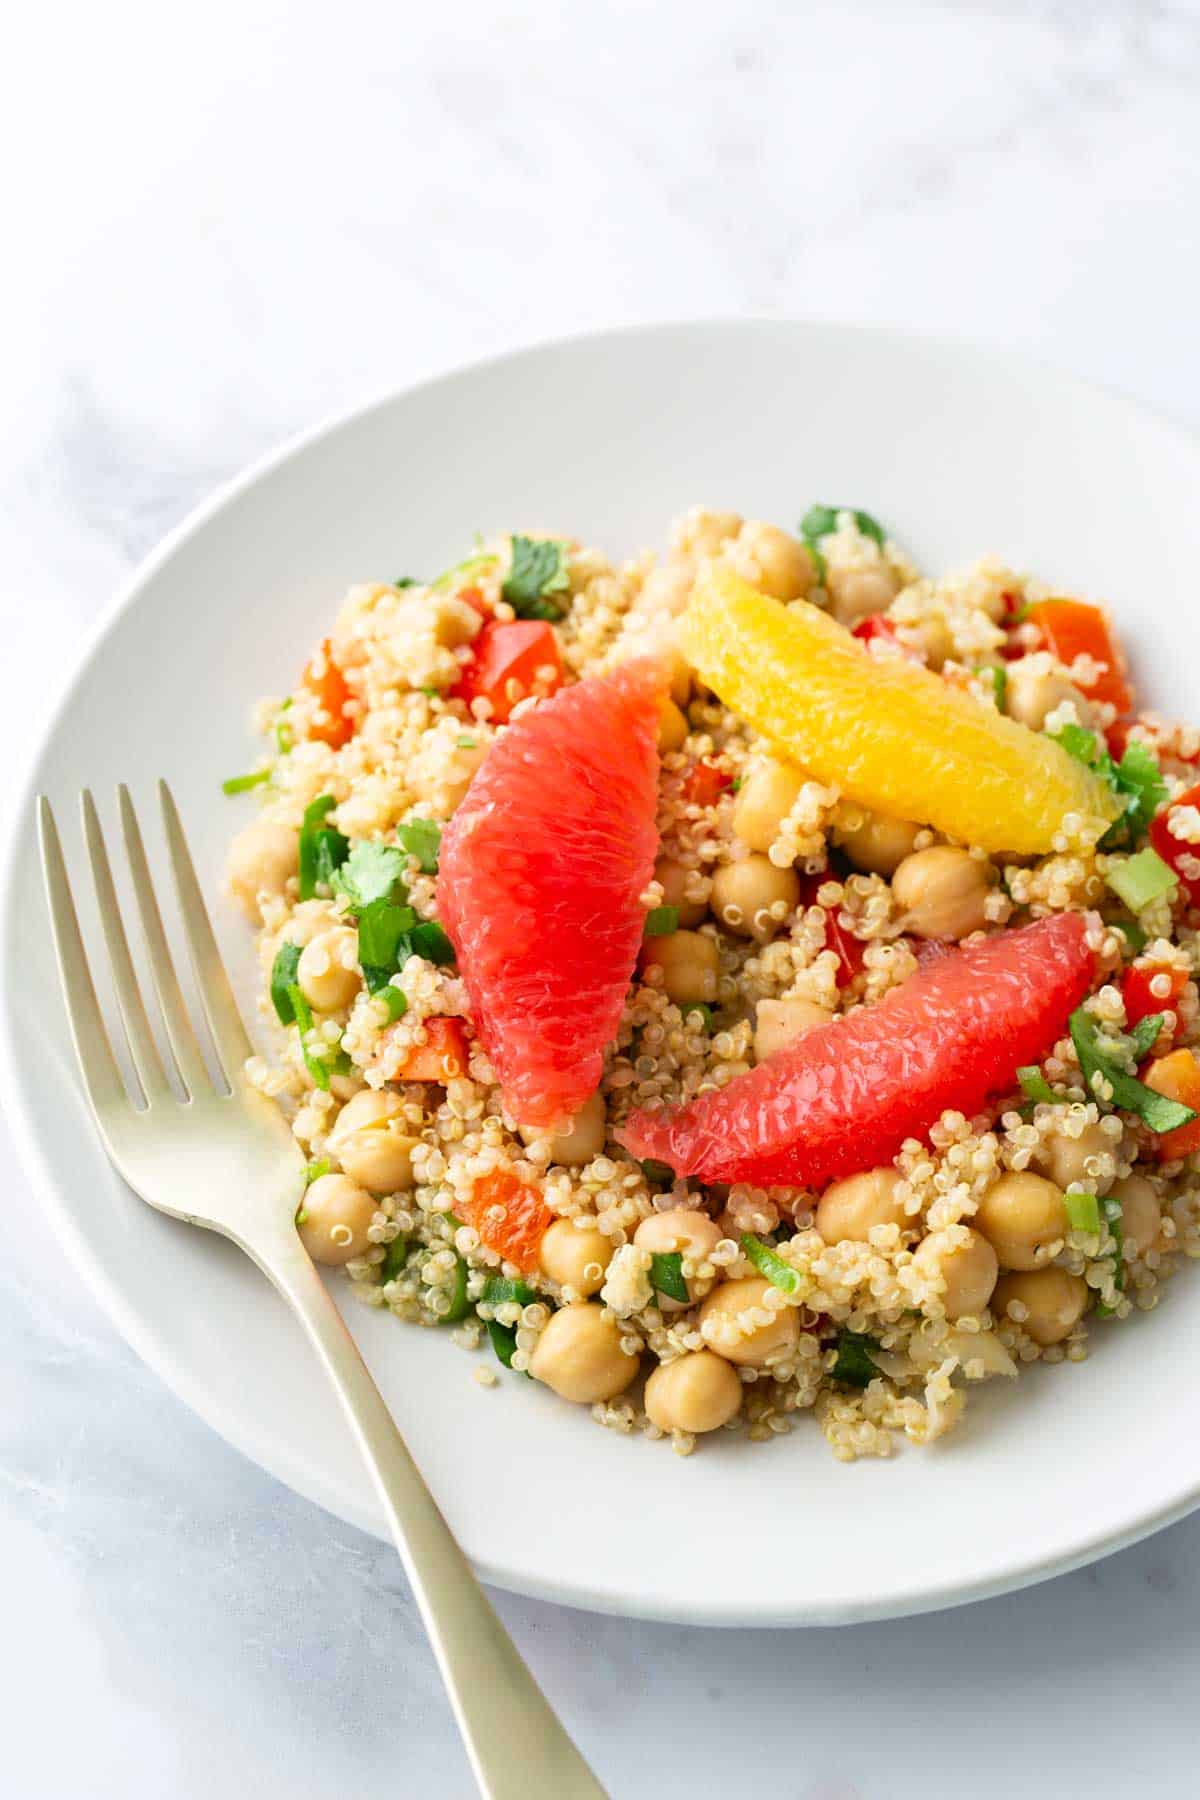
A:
[[4, 321, 1200, 1627]]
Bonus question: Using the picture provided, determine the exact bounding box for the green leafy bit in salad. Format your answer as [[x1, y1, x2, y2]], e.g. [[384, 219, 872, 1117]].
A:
[[481, 1275, 536, 1310], [831, 1329, 881, 1388], [644, 904, 679, 938], [357, 900, 418, 993], [649, 1251, 689, 1304], [269, 942, 302, 1025], [1110, 916, 1148, 956], [1064, 1189, 1101, 1234], [457, 735, 478, 750], [1096, 1195, 1126, 1316], [440, 1253, 472, 1323], [379, 986, 408, 1022], [221, 767, 272, 795], [334, 840, 409, 910], [1051, 723, 1168, 850], [396, 817, 442, 874], [740, 1232, 804, 1295], [298, 796, 350, 900], [408, 920, 455, 965], [683, 1002, 713, 1030], [394, 576, 419, 589], [274, 697, 294, 756], [502, 535, 571, 620], [431, 550, 497, 593], [800, 504, 886, 548], [1105, 846, 1178, 914], [1017, 1066, 1060, 1106], [1068, 1005, 1196, 1133], [380, 1236, 409, 1282], [287, 984, 330, 1091], [304, 1158, 331, 1187], [988, 665, 1008, 711]]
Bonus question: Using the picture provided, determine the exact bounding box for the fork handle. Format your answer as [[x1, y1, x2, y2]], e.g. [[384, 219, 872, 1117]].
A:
[[256, 1236, 607, 1800]]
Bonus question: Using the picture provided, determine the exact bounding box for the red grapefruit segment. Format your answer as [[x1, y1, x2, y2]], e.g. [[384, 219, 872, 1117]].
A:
[[437, 659, 665, 1127], [617, 913, 1095, 1187]]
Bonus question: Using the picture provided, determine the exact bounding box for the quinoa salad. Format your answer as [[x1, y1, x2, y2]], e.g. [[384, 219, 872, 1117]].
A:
[[223, 506, 1200, 1462]]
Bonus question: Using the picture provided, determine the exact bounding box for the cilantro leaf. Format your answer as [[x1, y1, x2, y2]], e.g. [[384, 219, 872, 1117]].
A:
[[1017, 1066, 1060, 1106], [1050, 724, 1167, 850], [831, 1330, 880, 1388], [357, 900, 417, 993], [430, 550, 497, 593], [502, 535, 571, 619], [1069, 1006, 1196, 1133], [298, 796, 350, 900], [287, 984, 329, 1090], [649, 1251, 689, 1304], [396, 818, 442, 874], [1126, 1012, 1166, 1061], [799, 505, 886, 547], [334, 840, 409, 910], [408, 920, 455, 965], [270, 942, 302, 1025], [643, 905, 679, 937]]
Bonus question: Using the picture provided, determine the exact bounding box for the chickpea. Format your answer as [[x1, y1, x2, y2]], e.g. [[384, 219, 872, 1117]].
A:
[[538, 1220, 613, 1296], [640, 930, 719, 1005], [529, 1304, 640, 1403], [913, 1227, 998, 1319], [644, 1351, 743, 1435], [657, 697, 690, 753], [816, 1167, 908, 1244], [1036, 1118, 1119, 1196], [732, 758, 805, 853], [993, 1268, 1089, 1346], [1110, 1174, 1161, 1257], [518, 1090, 607, 1167], [710, 857, 800, 942], [327, 1089, 420, 1194], [974, 1172, 1066, 1270], [297, 925, 361, 1013], [1006, 657, 1095, 732], [633, 1208, 722, 1306], [827, 564, 898, 627], [891, 846, 994, 941], [298, 1173, 376, 1266], [654, 856, 707, 928], [679, 508, 743, 557], [226, 820, 298, 922], [833, 811, 922, 877], [728, 521, 815, 601], [699, 1277, 801, 1367], [753, 997, 832, 1062]]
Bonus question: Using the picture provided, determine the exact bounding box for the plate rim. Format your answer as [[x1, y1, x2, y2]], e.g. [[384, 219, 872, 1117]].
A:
[[5, 314, 1200, 1627]]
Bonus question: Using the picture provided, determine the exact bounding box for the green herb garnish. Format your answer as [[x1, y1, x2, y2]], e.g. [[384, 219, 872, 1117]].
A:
[[481, 1275, 537, 1310], [740, 1232, 804, 1296], [298, 796, 350, 900], [649, 1250, 689, 1304], [1110, 917, 1148, 955], [1105, 846, 1178, 914], [275, 697, 294, 756], [988, 665, 1008, 711], [380, 986, 408, 1022], [357, 900, 417, 993], [502, 535, 571, 620], [394, 576, 419, 589], [396, 818, 442, 874], [800, 504, 886, 547], [682, 1002, 713, 1030], [440, 1253, 471, 1323], [334, 840, 409, 910], [1101, 1194, 1125, 1300], [221, 768, 272, 795], [644, 905, 679, 938], [1064, 1189, 1101, 1234], [1017, 1066, 1060, 1106], [1051, 724, 1168, 850], [431, 550, 497, 593], [380, 1237, 409, 1281], [287, 984, 329, 1091], [304, 1158, 331, 1187], [831, 1330, 881, 1388], [270, 942, 303, 1025], [408, 920, 455, 965], [1068, 1005, 1196, 1133], [457, 735, 478, 750]]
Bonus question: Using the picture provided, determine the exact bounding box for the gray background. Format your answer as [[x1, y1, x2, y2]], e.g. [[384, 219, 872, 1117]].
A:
[[4, 3, 1200, 1794]]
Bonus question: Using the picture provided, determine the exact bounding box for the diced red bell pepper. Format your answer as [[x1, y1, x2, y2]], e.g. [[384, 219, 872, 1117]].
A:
[[452, 620, 563, 724], [796, 874, 867, 986], [1144, 1049, 1200, 1161], [461, 1168, 554, 1273], [397, 1016, 470, 1082], [1025, 598, 1133, 714], [1123, 963, 1187, 1048], [1149, 781, 1200, 902], [683, 759, 734, 806], [301, 639, 356, 748]]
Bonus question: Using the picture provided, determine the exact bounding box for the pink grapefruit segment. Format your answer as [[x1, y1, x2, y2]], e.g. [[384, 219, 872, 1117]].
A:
[[617, 913, 1095, 1188], [437, 658, 665, 1128]]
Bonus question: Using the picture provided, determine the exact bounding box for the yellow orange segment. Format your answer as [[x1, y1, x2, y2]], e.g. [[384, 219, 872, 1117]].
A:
[[683, 566, 1119, 856]]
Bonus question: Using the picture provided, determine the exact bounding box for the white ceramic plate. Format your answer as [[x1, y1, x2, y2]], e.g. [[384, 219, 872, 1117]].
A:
[[5, 321, 1200, 1627]]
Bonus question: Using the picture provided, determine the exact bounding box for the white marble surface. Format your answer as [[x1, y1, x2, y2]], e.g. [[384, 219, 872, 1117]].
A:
[[5, 2, 1200, 1794]]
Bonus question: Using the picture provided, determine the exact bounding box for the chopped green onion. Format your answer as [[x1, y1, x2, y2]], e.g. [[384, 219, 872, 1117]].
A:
[[270, 942, 302, 1025], [333, 840, 408, 910], [394, 576, 418, 589], [298, 795, 350, 900], [221, 768, 272, 795], [431, 550, 497, 593], [484, 1318, 520, 1367], [396, 817, 442, 874], [988, 665, 1008, 711], [1017, 1066, 1060, 1106], [274, 697, 294, 756], [644, 905, 679, 938], [831, 1330, 880, 1388], [1069, 1005, 1196, 1134], [649, 1251, 689, 1304], [502, 535, 571, 620], [740, 1232, 804, 1295], [1126, 1012, 1166, 1061], [440, 1254, 471, 1323], [682, 1002, 713, 1030], [379, 986, 408, 1022], [1105, 847, 1178, 914], [408, 920, 455, 965], [640, 1159, 675, 1185], [380, 1237, 408, 1282], [287, 984, 329, 1090], [1064, 1189, 1101, 1234], [481, 1275, 537, 1309]]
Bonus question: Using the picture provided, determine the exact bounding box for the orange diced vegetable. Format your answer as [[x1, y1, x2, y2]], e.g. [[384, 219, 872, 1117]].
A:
[[302, 639, 356, 748], [453, 620, 563, 723], [461, 1168, 553, 1273], [1026, 598, 1133, 714], [397, 1016, 470, 1082], [1143, 1049, 1200, 1160]]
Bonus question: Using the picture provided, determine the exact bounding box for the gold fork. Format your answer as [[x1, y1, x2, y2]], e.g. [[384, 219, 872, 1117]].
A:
[[38, 782, 607, 1800]]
